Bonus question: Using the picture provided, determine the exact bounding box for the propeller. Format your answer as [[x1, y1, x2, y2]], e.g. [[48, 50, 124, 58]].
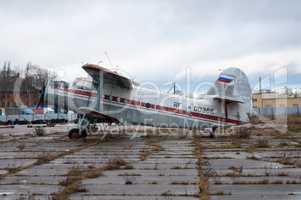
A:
[[36, 82, 46, 109]]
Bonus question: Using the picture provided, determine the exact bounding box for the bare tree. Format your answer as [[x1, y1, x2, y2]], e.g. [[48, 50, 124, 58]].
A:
[[0, 61, 57, 108]]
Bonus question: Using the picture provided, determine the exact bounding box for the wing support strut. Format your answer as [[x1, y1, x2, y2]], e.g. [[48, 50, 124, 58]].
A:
[[95, 70, 104, 112]]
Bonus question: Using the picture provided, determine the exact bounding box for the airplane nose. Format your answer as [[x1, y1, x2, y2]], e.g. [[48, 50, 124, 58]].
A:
[[36, 84, 46, 108]]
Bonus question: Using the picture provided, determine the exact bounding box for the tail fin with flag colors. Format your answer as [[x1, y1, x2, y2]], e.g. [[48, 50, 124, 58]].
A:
[[208, 67, 252, 123], [217, 74, 235, 84]]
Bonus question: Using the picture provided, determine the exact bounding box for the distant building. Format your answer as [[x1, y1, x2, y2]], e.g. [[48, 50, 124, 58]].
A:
[[252, 91, 301, 116], [252, 91, 301, 109]]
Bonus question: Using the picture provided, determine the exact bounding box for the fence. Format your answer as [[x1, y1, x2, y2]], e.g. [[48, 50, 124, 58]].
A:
[[254, 107, 301, 117], [0, 113, 78, 124]]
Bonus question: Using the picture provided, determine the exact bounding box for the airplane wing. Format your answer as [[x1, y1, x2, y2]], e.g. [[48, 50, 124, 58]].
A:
[[82, 64, 133, 89], [78, 107, 119, 123]]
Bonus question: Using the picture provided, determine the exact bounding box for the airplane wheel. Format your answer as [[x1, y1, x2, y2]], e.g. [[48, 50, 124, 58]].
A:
[[80, 129, 87, 138], [90, 124, 98, 133], [68, 128, 81, 139]]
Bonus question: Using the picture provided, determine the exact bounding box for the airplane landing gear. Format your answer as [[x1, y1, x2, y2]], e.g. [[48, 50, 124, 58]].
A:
[[68, 128, 81, 139], [68, 128, 89, 139], [68, 114, 90, 139]]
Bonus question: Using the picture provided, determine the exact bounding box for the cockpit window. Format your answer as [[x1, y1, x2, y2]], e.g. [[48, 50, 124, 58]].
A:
[[72, 78, 93, 90]]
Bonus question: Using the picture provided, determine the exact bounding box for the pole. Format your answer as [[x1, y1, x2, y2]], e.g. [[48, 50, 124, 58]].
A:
[[96, 71, 104, 112]]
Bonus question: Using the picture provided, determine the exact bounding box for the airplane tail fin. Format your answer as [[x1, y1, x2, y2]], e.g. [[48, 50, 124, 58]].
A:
[[207, 67, 252, 123]]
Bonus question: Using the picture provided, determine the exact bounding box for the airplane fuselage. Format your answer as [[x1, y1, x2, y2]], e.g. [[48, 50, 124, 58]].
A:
[[46, 83, 242, 129], [43, 64, 252, 131]]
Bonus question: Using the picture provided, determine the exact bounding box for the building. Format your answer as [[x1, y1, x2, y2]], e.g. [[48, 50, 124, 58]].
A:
[[252, 91, 301, 116], [253, 91, 301, 109]]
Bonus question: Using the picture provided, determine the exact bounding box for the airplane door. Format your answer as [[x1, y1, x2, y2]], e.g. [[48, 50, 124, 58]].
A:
[[225, 101, 229, 119]]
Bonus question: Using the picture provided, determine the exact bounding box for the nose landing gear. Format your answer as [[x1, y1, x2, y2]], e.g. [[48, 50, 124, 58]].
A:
[[68, 128, 88, 139], [68, 114, 89, 139]]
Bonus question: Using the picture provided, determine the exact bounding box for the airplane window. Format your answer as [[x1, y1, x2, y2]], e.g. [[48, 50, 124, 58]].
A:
[[72, 78, 93, 90], [104, 95, 110, 100]]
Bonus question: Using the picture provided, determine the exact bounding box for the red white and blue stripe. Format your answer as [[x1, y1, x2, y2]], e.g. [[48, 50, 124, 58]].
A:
[[217, 74, 234, 84]]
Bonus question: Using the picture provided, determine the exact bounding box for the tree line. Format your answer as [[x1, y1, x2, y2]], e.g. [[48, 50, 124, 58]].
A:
[[0, 61, 56, 108]]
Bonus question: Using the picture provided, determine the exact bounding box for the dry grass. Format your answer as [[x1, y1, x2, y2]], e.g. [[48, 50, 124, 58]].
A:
[[209, 140, 242, 149], [161, 190, 172, 196], [192, 136, 210, 200], [84, 167, 105, 179], [148, 181, 158, 184], [16, 143, 26, 151], [228, 166, 243, 175], [233, 179, 269, 185], [104, 158, 128, 170], [249, 115, 263, 124], [151, 143, 163, 152], [118, 172, 141, 176], [277, 172, 289, 176], [224, 172, 240, 177], [123, 164, 134, 170], [53, 158, 129, 200], [245, 145, 257, 153], [139, 148, 152, 161], [279, 142, 289, 147], [171, 181, 194, 185], [59, 167, 83, 186], [245, 138, 269, 153], [35, 153, 59, 165], [4, 146, 87, 178], [286, 180, 301, 184], [171, 166, 183, 170], [254, 139, 270, 148], [276, 155, 295, 166], [272, 180, 284, 184], [277, 157, 301, 167], [247, 155, 259, 160], [288, 115, 301, 132], [54, 167, 87, 200], [139, 140, 163, 161], [199, 178, 209, 200], [6, 167, 23, 174], [273, 133, 291, 139], [34, 127, 45, 136], [232, 179, 301, 185], [232, 127, 252, 139], [211, 191, 232, 196]]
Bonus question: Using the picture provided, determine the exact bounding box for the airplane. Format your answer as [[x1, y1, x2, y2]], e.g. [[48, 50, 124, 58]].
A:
[[37, 64, 252, 138]]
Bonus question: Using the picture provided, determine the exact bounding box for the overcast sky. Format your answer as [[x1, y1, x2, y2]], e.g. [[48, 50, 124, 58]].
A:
[[0, 0, 301, 90]]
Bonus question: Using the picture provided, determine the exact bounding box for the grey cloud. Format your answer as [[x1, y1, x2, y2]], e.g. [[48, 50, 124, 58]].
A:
[[0, 0, 300, 86]]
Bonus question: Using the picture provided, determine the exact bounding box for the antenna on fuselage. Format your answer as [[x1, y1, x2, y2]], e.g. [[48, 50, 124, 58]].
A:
[[167, 82, 181, 95], [104, 51, 114, 67], [173, 82, 176, 94], [104, 51, 121, 73]]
